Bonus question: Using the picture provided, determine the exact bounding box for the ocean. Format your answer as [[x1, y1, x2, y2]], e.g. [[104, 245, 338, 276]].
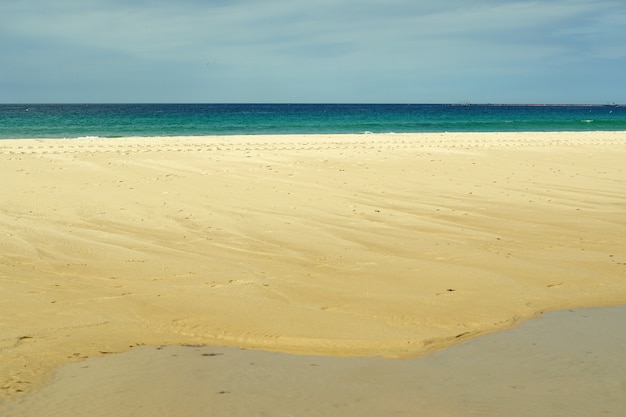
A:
[[1, 103, 625, 139]]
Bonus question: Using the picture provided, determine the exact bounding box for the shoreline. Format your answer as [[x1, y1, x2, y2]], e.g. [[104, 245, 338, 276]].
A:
[[2, 131, 626, 399], [2, 129, 626, 140], [3, 128, 626, 141], [3, 304, 625, 416]]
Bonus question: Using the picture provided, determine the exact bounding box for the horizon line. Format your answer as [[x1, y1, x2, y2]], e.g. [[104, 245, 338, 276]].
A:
[[0, 102, 622, 107]]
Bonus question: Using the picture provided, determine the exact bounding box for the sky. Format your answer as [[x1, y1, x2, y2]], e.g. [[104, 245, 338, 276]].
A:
[[1, 0, 625, 103]]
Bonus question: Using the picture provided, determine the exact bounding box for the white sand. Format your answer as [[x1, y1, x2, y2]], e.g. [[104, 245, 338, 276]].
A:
[[1, 132, 626, 400]]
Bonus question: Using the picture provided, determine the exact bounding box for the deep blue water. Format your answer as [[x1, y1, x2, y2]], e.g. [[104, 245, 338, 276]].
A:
[[1, 103, 625, 139]]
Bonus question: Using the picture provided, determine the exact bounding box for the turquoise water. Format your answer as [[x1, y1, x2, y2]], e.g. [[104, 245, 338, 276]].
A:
[[1, 103, 625, 139]]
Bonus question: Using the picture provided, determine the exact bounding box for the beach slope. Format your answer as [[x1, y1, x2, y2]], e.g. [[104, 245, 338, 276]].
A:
[[1, 132, 626, 397]]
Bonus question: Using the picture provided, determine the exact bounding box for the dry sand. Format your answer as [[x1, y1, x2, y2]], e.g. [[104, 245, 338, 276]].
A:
[[1, 132, 626, 401], [2, 305, 625, 417]]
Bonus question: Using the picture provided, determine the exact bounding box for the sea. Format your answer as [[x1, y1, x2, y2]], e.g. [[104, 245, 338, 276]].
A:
[[1, 103, 625, 139]]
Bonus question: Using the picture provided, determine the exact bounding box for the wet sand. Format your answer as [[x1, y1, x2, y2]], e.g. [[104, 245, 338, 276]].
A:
[[2, 304, 625, 417], [1, 132, 626, 402]]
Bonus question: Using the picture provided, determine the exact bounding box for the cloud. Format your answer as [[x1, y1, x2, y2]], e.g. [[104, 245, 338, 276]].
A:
[[2, 0, 625, 102]]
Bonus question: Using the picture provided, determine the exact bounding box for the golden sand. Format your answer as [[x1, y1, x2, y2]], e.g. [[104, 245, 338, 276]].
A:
[[1, 132, 626, 398]]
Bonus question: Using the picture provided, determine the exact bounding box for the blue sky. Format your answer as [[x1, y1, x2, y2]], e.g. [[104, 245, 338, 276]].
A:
[[1, 0, 625, 103]]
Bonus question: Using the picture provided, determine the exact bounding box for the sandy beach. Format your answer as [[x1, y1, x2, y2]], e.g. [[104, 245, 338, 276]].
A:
[[1, 132, 626, 402]]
